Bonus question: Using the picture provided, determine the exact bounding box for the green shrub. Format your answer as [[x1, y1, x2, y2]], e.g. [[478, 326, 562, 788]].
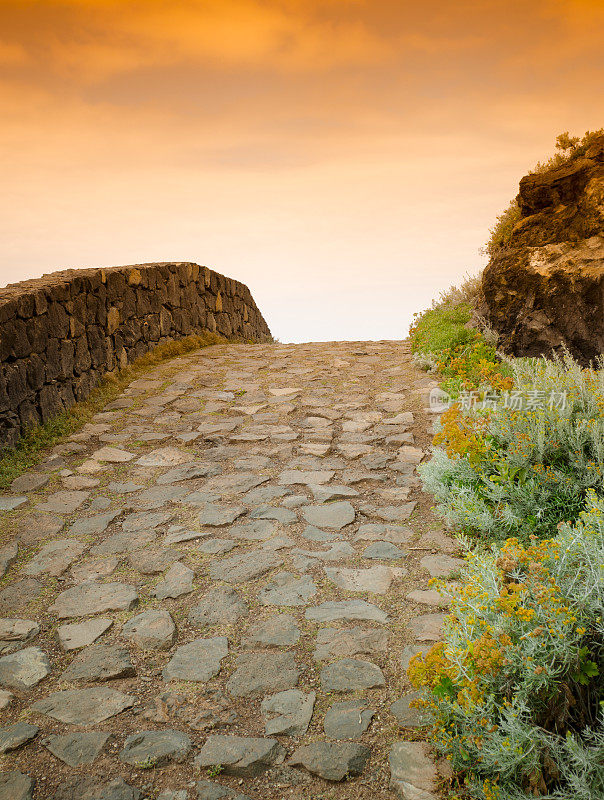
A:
[[410, 303, 475, 354], [420, 352, 604, 542], [409, 299, 512, 397], [408, 494, 604, 800]]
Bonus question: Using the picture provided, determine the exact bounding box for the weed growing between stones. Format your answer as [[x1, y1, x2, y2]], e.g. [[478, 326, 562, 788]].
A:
[[0, 332, 224, 488], [407, 495, 604, 799]]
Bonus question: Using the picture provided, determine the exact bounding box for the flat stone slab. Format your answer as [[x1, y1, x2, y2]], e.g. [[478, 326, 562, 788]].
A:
[[11, 473, 49, 493], [108, 481, 143, 494], [0, 543, 18, 578], [136, 447, 190, 467], [61, 644, 135, 682], [407, 589, 452, 608], [227, 652, 300, 698], [305, 600, 389, 624], [208, 551, 283, 583], [244, 484, 289, 503], [391, 692, 429, 728], [408, 613, 446, 642], [300, 525, 342, 543], [195, 781, 251, 800], [0, 689, 13, 708], [133, 485, 188, 509], [128, 548, 181, 574], [320, 658, 385, 692], [362, 541, 407, 560], [242, 614, 301, 648], [68, 511, 121, 536], [121, 510, 173, 531], [288, 741, 370, 781], [156, 462, 220, 484], [310, 484, 359, 502], [301, 501, 355, 530], [0, 496, 28, 511], [0, 722, 38, 753], [164, 527, 212, 545], [70, 557, 118, 582], [36, 491, 89, 514], [205, 473, 269, 496], [153, 562, 194, 599], [249, 506, 297, 524], [119, 730, 191, 767], [51, 776, 141, 800], [57, 618, 113, 651], [324, 701, 375, 739], [197, 538, 236, 555], [389, 741, 438, 799], [45, 731, 110, 766], [163, 638, 228, 682], [0, 646, 51, 690], [314, 627, 389, 661], [90, 529, 155, 555], [122, 609, 176, 650], [50, 581, 138, 619], [278, 470, 335, 486], [261, 689, 315, 736], [31, 687, 134, 725], [199, 505, 247, 526], [229, 520, 278, 541], [0, 770, 35, 800], [91, 446, 135, 463], [325, 565, 403, 594], [189, 586, 249, 627], [258, 572, 317, 606], [194, 735, 285, 777], [420, 554, 464, 578], [0, 619, 40, 654], [23, 539, 87, 576]]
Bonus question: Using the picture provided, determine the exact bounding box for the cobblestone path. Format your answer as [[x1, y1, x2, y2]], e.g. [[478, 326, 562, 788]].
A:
[[0, 341, 461, 800]]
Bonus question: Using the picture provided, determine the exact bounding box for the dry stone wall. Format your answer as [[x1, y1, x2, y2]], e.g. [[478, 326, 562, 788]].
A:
[[0, 262, 271, 449]]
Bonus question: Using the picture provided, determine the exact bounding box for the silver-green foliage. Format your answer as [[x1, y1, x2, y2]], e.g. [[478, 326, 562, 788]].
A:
[[420, 352, 604, 542], [410, 496, 604, 799]]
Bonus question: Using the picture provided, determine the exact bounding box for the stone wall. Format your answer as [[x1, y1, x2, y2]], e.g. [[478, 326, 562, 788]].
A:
[[0, 262, 271, 449]]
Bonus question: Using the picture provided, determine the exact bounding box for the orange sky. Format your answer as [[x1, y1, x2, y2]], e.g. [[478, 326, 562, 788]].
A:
[[1, 0, 603, 341]]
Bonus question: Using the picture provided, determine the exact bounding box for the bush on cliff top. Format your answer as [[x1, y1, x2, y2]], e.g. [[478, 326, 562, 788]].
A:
[[483, 128, 604, 259]]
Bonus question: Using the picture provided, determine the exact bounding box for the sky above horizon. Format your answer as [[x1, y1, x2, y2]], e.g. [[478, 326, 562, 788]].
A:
[[1, 0, 603, 342]]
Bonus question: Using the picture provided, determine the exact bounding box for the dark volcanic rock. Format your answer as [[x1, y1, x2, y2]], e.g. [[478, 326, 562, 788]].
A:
[[52, 777, 141, 800], [288, 741, 370, 781], [480, 134, 604, 363]]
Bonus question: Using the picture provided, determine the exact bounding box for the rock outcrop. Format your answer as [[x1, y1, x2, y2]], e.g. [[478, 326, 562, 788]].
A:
[[480, 135, 604, 363], [0, 263, 271, 449]]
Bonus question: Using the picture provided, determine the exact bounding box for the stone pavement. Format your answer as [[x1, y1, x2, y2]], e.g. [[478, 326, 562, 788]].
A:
[[0, 341, 461, 800]]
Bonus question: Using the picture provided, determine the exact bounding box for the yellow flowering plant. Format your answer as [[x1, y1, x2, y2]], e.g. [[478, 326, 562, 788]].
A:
[[420, 353, 604, 542], [408, 494, 604, 799]]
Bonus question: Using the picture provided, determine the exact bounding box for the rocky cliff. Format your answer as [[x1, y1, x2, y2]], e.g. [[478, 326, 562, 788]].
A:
[[0, 262, 271, 449], [480, 135, 604, 363]]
